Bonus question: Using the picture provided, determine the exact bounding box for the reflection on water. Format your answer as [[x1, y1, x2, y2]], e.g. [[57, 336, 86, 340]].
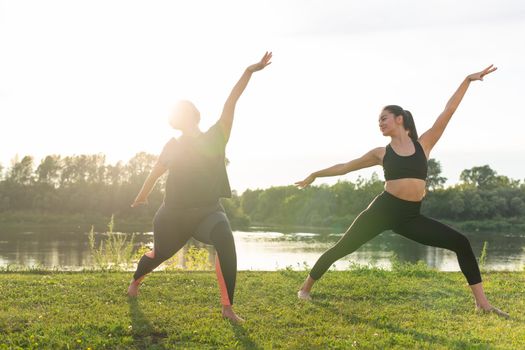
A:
[[0, 227, 524, 271]]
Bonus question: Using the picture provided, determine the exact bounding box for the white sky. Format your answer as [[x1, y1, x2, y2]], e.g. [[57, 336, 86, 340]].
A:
[[1, 0, 524, 192]]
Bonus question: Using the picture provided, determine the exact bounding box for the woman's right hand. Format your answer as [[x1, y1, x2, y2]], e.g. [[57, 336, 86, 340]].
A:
[[131, 196, 148, 208], [295, 174, 316, 189], [246, 51, 272, 73], [467, 64, 497, 82]]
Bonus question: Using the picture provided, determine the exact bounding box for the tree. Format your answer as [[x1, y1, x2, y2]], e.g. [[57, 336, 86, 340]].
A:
[[36, 155, 62, 187], [60, 156, 77, 186], [240, 189, 262, 217], [84, 154, 106, 184], [460, 165, 498, 189], [8, 155, 34, 185], [426, 158, 447, 191], [510, 197, 525, 217], [125, 152, 157, 183], [105, 161, 125, 186]]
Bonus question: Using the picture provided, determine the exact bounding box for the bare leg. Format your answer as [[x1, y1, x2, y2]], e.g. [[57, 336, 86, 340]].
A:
[[470, 282, 491, 309], [470, 282, 509, 319], [298, 275, 315, 300]]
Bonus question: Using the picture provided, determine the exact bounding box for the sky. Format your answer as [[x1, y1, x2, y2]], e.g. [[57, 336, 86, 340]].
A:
[[1, 0, 524, 192]]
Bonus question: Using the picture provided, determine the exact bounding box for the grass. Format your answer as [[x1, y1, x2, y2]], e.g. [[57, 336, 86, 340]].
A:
[[0, 269, 524, 349]]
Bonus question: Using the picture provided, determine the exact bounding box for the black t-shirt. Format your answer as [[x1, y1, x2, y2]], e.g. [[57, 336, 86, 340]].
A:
[[159, 121, 232, 209]]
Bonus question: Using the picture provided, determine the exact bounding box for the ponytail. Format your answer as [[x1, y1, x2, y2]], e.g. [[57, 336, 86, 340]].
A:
[[402, 110, 418, 142], [383, 105, 418, 142]]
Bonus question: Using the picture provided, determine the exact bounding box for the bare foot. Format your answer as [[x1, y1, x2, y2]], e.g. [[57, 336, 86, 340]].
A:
[[298, 276, 315, 299], [476, 305, 510, 319], [222, 306, 245, 323], [127, 277, 144, 297], [297, 289, 311, 300]]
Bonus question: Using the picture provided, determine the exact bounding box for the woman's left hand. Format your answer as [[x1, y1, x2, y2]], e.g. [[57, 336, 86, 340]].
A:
[[467, 64, 497, 82], [131, 197, 148, 208], [247, 51, 273, 73], [294, 174, 316, 189]]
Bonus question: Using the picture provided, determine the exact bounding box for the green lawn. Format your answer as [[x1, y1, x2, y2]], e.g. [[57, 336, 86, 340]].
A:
[[0, 269, 523, 349]]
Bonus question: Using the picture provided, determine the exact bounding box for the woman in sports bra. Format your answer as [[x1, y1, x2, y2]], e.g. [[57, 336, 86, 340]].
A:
[[295, 65, 508, 318]]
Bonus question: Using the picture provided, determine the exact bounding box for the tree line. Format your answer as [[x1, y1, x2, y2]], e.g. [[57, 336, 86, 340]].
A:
[[1, 154, 524, 231]]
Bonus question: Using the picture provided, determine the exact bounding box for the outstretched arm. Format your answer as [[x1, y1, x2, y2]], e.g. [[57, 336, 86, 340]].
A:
[[131, 162, 167, 207], [218, 52, 272, 141], [295, 148, 384, 188], [419, 65, 497, 156]]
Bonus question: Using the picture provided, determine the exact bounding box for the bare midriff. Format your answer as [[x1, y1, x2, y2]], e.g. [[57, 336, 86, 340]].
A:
[[384, 178, 426, 202]]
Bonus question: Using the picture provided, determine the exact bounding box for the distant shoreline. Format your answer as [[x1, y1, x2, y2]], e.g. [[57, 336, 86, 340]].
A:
[[1, 211, 524, 235]]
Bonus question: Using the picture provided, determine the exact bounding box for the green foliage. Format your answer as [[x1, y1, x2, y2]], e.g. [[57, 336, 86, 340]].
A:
[[221, 194, 250, 229], [132, 242, 151, 262], [184, 246, 212, 271], [160, 246, 213, 271], [0, 152, 164, 224], [459, 164, 513, 190], [426, 158, 447, 191], [7, 155, 34, 185], [88, 215, 136, 271], [479, 241, 489, 272], [161, 251, 184, 272], [1, 154, 524, 232], [390, 254, 438, 278]]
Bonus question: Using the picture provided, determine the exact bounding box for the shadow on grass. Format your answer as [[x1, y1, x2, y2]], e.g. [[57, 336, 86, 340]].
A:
[[231, 322, 262, 350], [128, 297, 168, 349], [309, 295, 492, 349]]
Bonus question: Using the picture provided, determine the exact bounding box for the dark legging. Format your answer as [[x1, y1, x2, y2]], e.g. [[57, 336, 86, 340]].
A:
[[310, 191, 482, 285], [133, 202, 237, 305]]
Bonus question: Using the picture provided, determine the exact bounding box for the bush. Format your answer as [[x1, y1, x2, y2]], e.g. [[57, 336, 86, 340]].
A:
[[88, 215, 136, 271]]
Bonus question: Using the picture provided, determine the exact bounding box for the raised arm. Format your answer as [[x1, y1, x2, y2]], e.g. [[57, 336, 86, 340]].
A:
[[130, 161, 168, 207], [419, 65, 497, 155], [218, 52, 272, 141], [295, 147, 384, 188]]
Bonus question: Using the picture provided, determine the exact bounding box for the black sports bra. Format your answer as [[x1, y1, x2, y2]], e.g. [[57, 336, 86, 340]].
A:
[[383, 141, 428, 181]]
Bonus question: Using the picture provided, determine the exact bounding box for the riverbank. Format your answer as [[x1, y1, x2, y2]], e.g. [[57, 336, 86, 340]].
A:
[[0, 269, 523, 349], [2, 211, 525, 235]]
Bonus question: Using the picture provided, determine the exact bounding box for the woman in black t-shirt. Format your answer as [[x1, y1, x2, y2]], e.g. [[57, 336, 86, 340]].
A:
[[128, 52, 272, 323]]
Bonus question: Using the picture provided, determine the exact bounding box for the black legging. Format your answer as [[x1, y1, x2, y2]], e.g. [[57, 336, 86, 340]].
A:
[[309, 191, 482, 285], [133, 202, 237, 305]]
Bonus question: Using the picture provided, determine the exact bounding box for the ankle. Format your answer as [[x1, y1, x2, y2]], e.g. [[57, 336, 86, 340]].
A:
[[131, 276, 144, 286], [476, 302, 492, 310], [300, 285, 312, 294], [301, 275, 315, 292], [222, 305, 233, 313]]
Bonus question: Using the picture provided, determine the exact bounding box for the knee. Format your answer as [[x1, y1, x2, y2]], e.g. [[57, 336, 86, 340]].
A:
[[320, 245, 348, 262], [452, 234, 472, 253], [144, 249, 169, 262]]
